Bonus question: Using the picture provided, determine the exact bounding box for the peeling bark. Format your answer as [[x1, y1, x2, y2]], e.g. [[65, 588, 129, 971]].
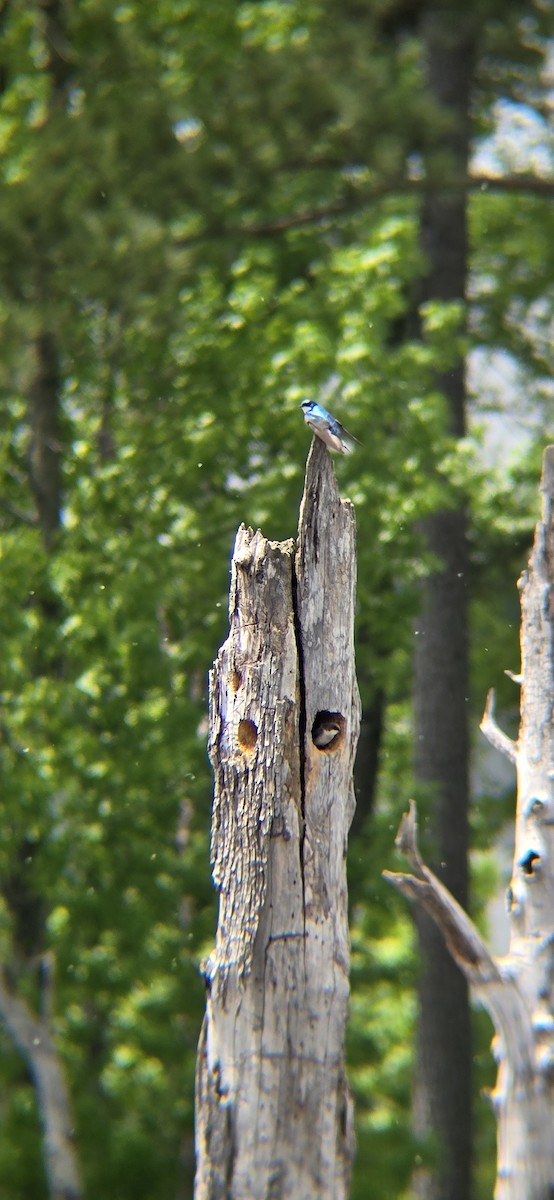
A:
[[386, 446, 554, 1200], [195, 437, 360, 1200]]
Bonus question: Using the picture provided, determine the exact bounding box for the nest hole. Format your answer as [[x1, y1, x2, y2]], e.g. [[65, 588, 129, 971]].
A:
[[311, 710, 345, 753], [519, 849, 541, 877], [237, 718, 258, 754], [230, 666, 242, 692]]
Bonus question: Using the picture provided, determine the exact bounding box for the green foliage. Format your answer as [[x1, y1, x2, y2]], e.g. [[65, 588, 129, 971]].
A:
[[0, 0, 551, 1197]]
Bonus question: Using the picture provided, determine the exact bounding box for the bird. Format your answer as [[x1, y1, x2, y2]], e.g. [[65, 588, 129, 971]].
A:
[[312, 715, 342, 749], [300, 399, 360, 454]]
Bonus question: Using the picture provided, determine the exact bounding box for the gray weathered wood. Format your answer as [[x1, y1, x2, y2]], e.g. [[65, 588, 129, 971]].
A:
[[385, 445, 554, 1200], [195, 437, 360, 1200]]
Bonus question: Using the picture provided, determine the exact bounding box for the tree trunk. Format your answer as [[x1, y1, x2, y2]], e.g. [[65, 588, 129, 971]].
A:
[[412, 508, 472, 1200], [195, 436, 360, 1200], [411, 8, 476, 1198], [28, 330, 62, 551], [386, 445, 554, 1200], [0, 972, 83, 1200], [8, 322, 83, 1196], [351, 677, 384, 833]]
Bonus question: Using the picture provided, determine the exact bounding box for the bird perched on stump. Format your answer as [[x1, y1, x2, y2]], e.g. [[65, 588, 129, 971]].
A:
[[301, 399, 360, 454]]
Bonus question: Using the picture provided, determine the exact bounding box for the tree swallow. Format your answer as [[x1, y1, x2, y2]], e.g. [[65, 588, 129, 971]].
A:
[[301, 399, 360, 454], [312, 716, 342, 749]]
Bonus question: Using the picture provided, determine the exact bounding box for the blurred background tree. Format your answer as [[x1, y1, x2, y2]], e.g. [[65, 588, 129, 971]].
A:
[[0, 1, 552, 1197]]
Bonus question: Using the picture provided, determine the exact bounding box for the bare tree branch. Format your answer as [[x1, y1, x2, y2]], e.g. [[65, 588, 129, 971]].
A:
[[384, 801, 499, 979], [480, 687, 518, 764], [174, 172, 554, 247]]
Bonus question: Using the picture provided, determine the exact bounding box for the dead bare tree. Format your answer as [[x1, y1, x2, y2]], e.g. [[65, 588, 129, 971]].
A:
[[195, 437, 360, 1200], [385, 445, 554, 1200]]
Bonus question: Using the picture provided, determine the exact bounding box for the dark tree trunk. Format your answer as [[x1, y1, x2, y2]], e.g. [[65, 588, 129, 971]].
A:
[[411, 8, 476, 1199], [28, 330, 62, 550], [412, 509, 472, 1200], [352, 687, 385, 833]]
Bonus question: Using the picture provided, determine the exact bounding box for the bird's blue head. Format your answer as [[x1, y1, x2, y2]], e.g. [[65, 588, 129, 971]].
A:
[[301, 399, 315, 415]]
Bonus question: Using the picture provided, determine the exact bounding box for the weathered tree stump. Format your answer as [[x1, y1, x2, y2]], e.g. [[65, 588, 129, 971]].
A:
[[385, 445, 554, 1200], [194, 437, 360, 1200]]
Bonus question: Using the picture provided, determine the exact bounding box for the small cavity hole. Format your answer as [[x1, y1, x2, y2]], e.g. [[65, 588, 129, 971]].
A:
[[230, 667, 242, 692], [311, 710, 345, 753], [520, 849, 541, 877], [237, 718, 257, 753]]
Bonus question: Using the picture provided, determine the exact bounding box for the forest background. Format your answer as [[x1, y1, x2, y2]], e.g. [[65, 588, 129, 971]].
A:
[[1, 1, 553, 1198]]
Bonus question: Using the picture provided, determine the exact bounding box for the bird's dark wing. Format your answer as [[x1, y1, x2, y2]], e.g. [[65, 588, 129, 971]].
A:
[[336, 419, 362, 446]]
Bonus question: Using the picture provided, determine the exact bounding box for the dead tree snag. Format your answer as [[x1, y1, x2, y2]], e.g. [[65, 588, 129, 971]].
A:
[[195, 437, 361, 1200], [385, 446, 554, 1200]]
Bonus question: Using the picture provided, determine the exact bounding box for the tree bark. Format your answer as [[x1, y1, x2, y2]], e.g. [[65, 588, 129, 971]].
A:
[[411, 8, 476, 1198], [195, 436, 360, 1200], [386, 445, 554, 1200]]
